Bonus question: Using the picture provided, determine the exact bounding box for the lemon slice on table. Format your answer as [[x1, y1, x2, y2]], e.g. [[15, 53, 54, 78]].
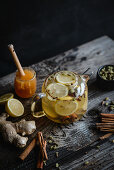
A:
[[46, 83, 68, 98], [0, 93, 14, 105], [5, 98, 24, 117], [55, 71, 77, 85], [55, 100, 78, 116]]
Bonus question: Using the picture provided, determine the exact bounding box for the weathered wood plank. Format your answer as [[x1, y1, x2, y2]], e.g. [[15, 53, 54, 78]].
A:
[[0, 36, 114, 170]]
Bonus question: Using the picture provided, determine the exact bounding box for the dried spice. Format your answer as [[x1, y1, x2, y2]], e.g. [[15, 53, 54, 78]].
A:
[[56, 163, 59, 168], [84, 161, 89, 165], [105, 97, 109, 101], [53, 145, 57, 150], [99, 65, 114, 80], [96, 145, 100, 149], [49, 144, 58, 150], [109, 106, 114, 111], [48, 136, 53, 140], [48, 135, 58, 151], [53, 142, 58, 146], [101, 98, 114, 111], [50, 146, 54, 150], [48, 140, 53, 144]]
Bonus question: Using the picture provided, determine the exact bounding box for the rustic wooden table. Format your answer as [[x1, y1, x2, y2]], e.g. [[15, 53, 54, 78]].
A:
[[0, 36, 114, 170]]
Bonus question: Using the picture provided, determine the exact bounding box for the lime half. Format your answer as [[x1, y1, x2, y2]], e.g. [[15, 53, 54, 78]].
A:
[[0, 93, 14, 105], [55, 71, 77, 85], [5, 98, 24, 117], [55, 100, 78, 116], [46, 83, 68, 98]]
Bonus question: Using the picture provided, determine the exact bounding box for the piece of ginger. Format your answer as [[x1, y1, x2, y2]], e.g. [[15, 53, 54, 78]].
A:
[[0, 113, 36, 148]]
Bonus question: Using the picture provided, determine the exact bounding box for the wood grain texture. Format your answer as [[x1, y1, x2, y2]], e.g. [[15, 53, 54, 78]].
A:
[[0, 36, 114, 170]]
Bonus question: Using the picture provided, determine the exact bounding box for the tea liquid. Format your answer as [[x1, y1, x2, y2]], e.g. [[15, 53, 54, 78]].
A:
[[42, 71, 88, 124]]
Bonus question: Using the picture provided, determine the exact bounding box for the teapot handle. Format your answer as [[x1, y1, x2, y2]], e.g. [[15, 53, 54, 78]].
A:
[[31, 93, 46, 118]]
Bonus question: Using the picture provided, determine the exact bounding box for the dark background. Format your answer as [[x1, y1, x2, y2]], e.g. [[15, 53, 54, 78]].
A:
[[0, 0, 114, 78]]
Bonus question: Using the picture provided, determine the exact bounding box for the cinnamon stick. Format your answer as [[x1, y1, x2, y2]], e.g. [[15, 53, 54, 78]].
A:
[[43, 141, 47, 160], [100, 113, 114, 118], [100, 129, 114, 132], [100, 127, 113, 130], [96, 124, 114, 128], [97, 124, 113, 132], [101, 119, 114, 123], [37, 132, 48, 169], [101, 117, 114, 121], [37, 132, 48, 160], [19, 138, 36, 160], [19, 132, 48, 170], [96, 113, 114, 133], [99, 133, 112, 140], [96, 123, 114, 125], [37, 152, 43, 169]]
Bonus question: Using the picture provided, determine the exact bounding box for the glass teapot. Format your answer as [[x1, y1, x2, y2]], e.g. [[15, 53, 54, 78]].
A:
[[31, 71, 89, 124]]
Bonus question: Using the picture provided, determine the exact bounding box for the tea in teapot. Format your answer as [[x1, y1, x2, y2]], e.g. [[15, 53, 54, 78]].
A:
[[32, 71, 89, 124]]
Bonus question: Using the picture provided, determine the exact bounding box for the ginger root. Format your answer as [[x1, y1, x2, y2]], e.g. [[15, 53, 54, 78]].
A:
[[0, 113, 36, 148]]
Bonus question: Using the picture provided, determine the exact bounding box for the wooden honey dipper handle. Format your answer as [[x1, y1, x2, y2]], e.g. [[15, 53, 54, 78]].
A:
[[8, 44, 25, 76]]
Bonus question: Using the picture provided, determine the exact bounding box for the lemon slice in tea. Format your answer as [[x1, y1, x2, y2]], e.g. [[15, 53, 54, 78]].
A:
[[5, 98, 24, 117], [55, 100, 78, 116], [46, 83, 68, 98], [0, 93, 14, 105], [55, 71, 77, 85], [59, 96, 73, 101]]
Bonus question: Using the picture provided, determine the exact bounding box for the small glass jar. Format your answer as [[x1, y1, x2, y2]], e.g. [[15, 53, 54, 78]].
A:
[[14, 67, 36, 98]]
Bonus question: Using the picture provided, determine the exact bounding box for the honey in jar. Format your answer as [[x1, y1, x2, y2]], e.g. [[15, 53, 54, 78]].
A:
[[14, 67, 36, 98]]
